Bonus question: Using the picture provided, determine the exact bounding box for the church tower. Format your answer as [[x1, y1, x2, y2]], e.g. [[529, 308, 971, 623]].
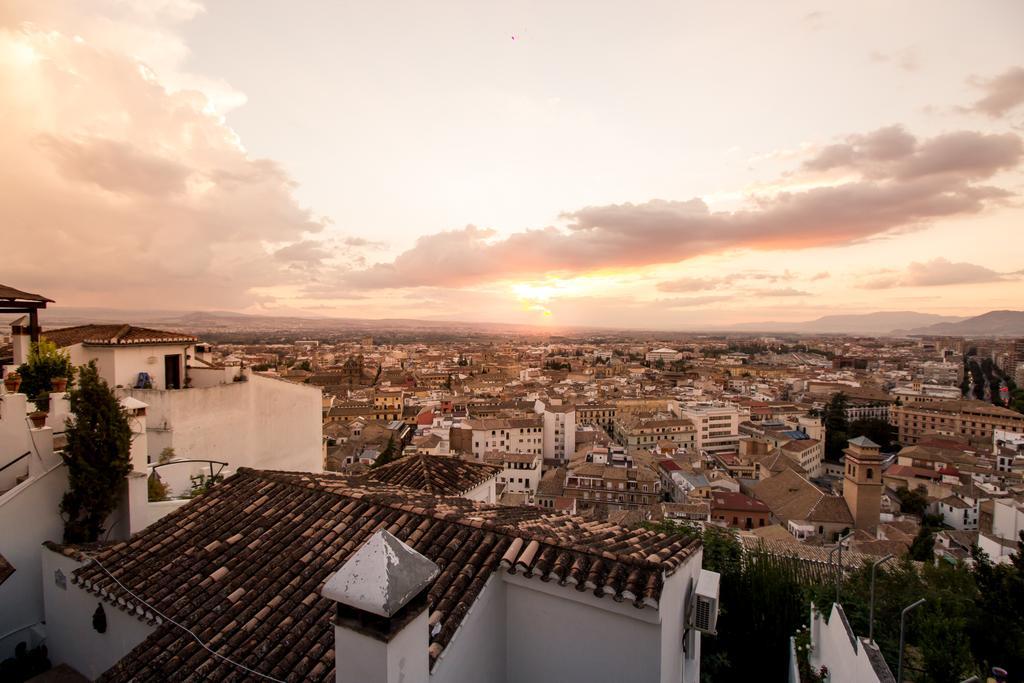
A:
[[843, 436, 883, 532]]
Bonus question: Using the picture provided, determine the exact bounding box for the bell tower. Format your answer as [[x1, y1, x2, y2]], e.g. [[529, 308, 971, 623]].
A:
[[843, 436, 883, 532]]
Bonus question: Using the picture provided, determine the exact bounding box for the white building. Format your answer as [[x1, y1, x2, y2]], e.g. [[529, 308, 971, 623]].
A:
[[979, 497, 1024, 564], [678, 403, 744, 454], [463, 416, 544, 462], [646, 347, 683, 363], [538, 402, 576, 462], [486, 451, 543, 496], [42, 469, 716, 682], [938, 495, 979, 531], [0, 321, 324, 660], [11, 322, 323, 500]]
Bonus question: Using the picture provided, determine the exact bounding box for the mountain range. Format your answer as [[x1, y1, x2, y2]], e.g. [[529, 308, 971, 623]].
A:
[[23, 307, 1024, 337]]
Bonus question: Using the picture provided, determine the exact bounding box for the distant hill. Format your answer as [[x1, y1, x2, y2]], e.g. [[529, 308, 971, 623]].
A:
[[726, 311, 965, 335], [30, 307, 587, 338], [901, 310, 1024, 337]]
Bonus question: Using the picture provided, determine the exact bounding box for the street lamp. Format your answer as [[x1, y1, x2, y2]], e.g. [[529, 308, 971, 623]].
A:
[[827, 531, 854, 604], [898, 598, 926, 682], [869, 554, 895, 643]]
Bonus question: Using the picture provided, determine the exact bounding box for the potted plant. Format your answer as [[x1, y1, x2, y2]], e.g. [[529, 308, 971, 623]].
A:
[[51, 376, 68, 393], [4, 372, 21, 393], [28, 410, 48, 428]]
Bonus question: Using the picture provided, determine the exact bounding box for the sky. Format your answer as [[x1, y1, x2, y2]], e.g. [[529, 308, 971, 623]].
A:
[[2, 0, 1024, 329]]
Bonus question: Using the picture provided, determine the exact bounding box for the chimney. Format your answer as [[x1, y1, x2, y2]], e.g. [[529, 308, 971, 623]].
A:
[[10, 315, 30, 366], [321, 530, 438, 683]]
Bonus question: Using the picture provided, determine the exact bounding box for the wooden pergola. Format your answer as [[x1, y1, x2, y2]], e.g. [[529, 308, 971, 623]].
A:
[[0, 284, 53, 343]]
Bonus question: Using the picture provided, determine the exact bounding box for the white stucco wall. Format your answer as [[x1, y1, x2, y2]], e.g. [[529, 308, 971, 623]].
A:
[[431, 574, 506, 683], [505, 576, 661, 683], [68, 343, 190, 391], [461, 476, 497, 503], [41, 548, 156, 680], [120, 373, 322, 495], [334, 606, 430, 683], [808, 603, 890, 682], [0, 464, 67, 659], [497, 461, 541, 494], [659, 547, 704, 683], [0, 392, 33, 492], [542, 409, 576, 461]]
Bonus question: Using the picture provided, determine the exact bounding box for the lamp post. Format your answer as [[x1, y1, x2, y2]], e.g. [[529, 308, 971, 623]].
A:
[[827, 531, 853, 604], [898, 598, 925, 682], [869, 554, 895, 643]]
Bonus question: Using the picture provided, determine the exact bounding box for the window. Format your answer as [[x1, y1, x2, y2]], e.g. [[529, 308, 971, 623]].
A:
[[866, 468, 873, 480]]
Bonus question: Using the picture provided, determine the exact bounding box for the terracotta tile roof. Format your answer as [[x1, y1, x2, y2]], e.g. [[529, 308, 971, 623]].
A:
[[77, 469, 699, 681], [739, 536, 875, 571], [366, 454, 500, 496], [710, 491, 770, 513], [0, 283, 53, 302], [43, 324, 197, 348], [751, 469, 853, 526], [536, 468, 566, 497]]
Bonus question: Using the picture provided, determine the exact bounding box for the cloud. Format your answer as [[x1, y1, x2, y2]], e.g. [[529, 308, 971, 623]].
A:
[[0, 5, 327, 309], [343, 236, 387, 249], [659, 295, 734, 309], [342, 125, 1020, 290], [656, 270, 797, 293], [860, 258, 1018, 289], [657, 277, 728, 293], [801, 125, 1021, 179], [274, 240, 331, 264], [749, 288, 811, 297], [869, 48, 920, 72], [809, 272, 830, 281], [967, 66, 1024, 118], [802, 11, 826, 31]]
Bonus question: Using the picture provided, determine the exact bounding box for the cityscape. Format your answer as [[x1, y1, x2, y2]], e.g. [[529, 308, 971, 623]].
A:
[[2, 2, 1024, 683]]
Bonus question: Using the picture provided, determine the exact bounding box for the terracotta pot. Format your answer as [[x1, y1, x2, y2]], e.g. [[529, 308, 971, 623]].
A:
[[29, 411, 48, 428], [51, 377, 68, 393], [4, 374, 21, 394]]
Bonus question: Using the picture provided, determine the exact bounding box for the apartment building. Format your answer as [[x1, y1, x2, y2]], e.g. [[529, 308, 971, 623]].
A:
[[678, 403, 744, 454], [645, 347, 683, 363], [613, 414, 696, 453], [891, 399, 1024, 445], [539, 402, 576, 462], [485, 451, 544, 496], [890, 382, 962, 405], [564, 462, 661, 512], [463, 416, 544, 461], [576, 402, 616, 431]]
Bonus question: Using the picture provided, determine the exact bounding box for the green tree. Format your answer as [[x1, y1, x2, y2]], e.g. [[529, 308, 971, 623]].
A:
[[823, 392, 849, 460], [371, 437, 398, 469], [908, 526, 936, 561], [16, 340, 75, 410], [895, 485, 929, 518], [968, 536, 1024, 676], [848, 417, 897, 451], [59, 362, 132, 543]]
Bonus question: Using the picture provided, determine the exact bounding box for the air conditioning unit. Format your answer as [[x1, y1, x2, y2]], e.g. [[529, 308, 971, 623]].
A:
[[690, 569, 721, 635]]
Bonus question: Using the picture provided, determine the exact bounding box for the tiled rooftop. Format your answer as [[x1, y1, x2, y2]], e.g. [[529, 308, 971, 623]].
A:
[[366, 454, 500, 496], [43, 324, 197, 348], [72, 468, 699, 681]]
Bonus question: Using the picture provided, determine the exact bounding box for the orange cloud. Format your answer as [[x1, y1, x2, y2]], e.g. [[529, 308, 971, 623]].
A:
[[341, 126, 1020, 290], [0, 11, 323, 309]]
